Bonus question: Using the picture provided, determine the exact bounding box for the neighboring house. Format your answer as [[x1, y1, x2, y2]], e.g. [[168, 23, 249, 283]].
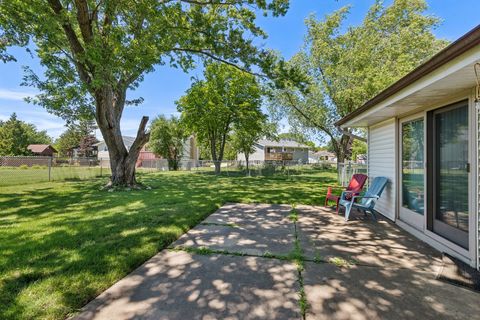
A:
[[68, 145, 98, 158], [237, 139, 310, 163], [94, 135, 199, 166], [95, 136, 137, 159], [27, 144, 57, 157], [309, 150, 336, 163], [336, 25, 480, 270]]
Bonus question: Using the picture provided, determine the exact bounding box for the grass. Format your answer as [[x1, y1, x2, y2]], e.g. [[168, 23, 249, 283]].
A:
[[0, 168, 338, 320], [289, 206, 309, 319], [0, 166, 108, 186]]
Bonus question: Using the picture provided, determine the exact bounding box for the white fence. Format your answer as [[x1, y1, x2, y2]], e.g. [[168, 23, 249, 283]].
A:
[[337, 162, 368, 187]]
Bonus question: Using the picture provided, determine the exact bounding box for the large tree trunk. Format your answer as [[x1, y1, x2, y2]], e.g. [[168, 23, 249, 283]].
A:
[[214, 161, 221, 174], [334, 133, 354, 173], [95, 86, 150, 188], [109, 152, 137, 186]]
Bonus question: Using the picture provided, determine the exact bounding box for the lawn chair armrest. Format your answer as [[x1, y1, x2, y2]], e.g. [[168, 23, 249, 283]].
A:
[[350, 195, 380, 203], [340, 190, 359, 201], [353, 195, 380, 199]]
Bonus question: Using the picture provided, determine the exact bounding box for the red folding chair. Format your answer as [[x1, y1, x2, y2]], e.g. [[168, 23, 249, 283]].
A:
[[325, 174, 368, 213]]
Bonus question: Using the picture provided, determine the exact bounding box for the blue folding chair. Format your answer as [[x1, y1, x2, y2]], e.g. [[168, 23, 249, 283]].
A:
[[339, 176, 388, 221]]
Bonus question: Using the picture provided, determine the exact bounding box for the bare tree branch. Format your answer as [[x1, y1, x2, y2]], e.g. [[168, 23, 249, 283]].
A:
[[170, 47, 265, 78]]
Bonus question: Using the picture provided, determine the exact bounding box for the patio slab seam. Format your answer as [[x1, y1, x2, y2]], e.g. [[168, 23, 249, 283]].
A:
[[170, 204, 314, 320]]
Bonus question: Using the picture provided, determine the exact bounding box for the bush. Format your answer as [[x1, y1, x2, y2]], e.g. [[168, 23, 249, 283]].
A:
[[313, 162, 335, 171], [32, 165, 47, 169], [19, 164, 29, 169]]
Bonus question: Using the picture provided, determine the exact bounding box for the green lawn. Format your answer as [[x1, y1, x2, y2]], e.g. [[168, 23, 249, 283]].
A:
[[0, 169, 338, 320], [0, 166, 108, 186]]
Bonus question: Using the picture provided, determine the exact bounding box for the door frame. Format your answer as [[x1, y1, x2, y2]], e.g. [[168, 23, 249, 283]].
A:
[[395, 94, 477, 267], [398, 112, 426, 231], [427, 101, 470, 249]]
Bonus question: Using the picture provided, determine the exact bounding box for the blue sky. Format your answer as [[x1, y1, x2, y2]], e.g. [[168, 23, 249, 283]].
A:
[[0, 0, 479, 140]]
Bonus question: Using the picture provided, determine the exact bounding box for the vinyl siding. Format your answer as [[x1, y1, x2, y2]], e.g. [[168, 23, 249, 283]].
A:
[[292, 149, 309, 163], [237, 144, 264, 162], [368, 118, 397, 221], [477, 99, 480, 270]]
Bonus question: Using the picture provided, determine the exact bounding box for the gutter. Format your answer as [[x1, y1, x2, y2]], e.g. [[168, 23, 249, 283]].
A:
[[336, 24, 480, 127]]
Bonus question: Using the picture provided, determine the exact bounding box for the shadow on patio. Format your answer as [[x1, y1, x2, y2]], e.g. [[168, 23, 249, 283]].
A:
[[296, 205, 480, 320], [74, 250, 300, 320], [73, 203, 480, 320]]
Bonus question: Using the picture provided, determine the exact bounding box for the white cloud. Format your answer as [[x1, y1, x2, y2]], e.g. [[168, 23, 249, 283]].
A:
[[0, 106, 66, 138], [0, 88, 37, 101]]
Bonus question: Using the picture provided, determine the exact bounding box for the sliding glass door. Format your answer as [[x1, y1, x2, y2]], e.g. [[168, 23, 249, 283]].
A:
[[429, 101, 469, 249], [400, 117, 425, 230]]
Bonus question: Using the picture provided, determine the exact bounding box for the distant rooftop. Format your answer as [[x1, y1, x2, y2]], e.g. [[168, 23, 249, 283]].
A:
[[314, 150, 336, 157], [27, 144, 56, 153], [257, 139, 310, 149], [94, 136, 136, 146]]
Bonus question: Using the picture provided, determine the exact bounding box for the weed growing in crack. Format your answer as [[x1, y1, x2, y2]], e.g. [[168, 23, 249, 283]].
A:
[[289, 205, 309, 319], [328, 256, 356, 267], [288, 205, 298, 222], [314, 252, 323, 263], [200, 222, 239, 228], [169, 246, 247, 257]]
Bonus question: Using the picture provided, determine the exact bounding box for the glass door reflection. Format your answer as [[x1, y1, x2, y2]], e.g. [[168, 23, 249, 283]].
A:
[[400, 117, 424, 229]]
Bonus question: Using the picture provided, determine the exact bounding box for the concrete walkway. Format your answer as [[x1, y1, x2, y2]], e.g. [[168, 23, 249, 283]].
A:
[[74, 203, 480, 320]]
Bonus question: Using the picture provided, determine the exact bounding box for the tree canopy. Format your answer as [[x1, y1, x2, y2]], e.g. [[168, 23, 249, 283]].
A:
[[177, 62, 264, 173], [231, 107, 267, 170], [0, 113, 52, 156], [0, 0, 301, 186], [55, 120, 97, 157], [268, 0, 448, 163], [149, 115, 188, 170]]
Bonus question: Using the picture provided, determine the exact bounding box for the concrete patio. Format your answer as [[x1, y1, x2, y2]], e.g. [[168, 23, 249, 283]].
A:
[[74, 203, 480, 320]]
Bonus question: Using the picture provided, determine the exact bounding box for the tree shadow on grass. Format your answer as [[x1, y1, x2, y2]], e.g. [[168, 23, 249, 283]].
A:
[[0, 171, 337, 319]]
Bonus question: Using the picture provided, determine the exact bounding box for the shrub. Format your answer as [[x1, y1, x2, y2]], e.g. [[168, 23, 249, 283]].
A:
[[19, 164, 29, 169]]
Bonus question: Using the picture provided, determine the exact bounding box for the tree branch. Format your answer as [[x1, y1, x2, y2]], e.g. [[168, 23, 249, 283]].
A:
[[170, 47, 264, 78], [128, 116, 150, 161], [284, 91, 337, 143], [47, 0, 92, 84], [74, 0, 94, 43]]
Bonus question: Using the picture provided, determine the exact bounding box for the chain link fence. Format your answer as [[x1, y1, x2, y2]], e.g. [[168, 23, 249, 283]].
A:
[[0, 156, 108, 186], [136, 158, 338, 176], [0, 156, 366, 187]]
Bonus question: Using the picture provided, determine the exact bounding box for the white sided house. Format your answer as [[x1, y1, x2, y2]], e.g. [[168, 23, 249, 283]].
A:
[[337, 25, 480, 269], [237, 139, 310, 163], [95, 136, 136, 159]]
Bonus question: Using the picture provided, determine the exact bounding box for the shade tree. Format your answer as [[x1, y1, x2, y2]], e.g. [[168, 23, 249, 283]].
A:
[[0, 0, 303, 187], [149, 115, 188, 171], [0, 113, 52, 156], [177, 63, 264, 174], [268, 0, 447, 165]]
